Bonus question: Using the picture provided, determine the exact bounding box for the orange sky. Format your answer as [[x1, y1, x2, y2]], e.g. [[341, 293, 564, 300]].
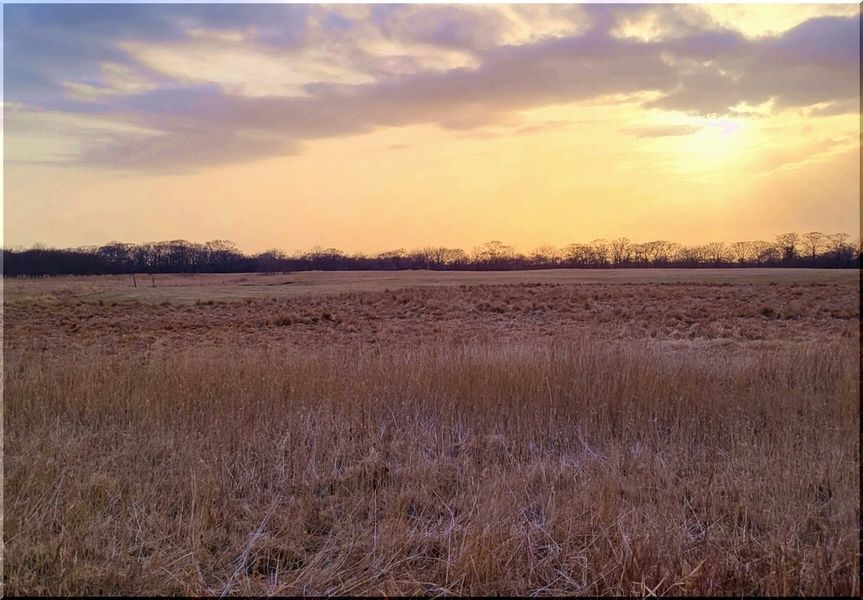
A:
[[4, 4, 860, 254]]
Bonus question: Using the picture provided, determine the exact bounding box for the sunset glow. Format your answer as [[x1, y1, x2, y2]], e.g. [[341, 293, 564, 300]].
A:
[[4, 4, 860, 253]]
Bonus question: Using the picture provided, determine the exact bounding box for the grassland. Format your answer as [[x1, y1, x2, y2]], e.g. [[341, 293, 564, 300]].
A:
[[3, 268, 857, 305], [3, 270, 860, 596]]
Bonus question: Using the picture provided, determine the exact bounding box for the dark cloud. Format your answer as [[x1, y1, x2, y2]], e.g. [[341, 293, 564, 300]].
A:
[[651, 16, 860, 115], [771, 16, 860, 66]]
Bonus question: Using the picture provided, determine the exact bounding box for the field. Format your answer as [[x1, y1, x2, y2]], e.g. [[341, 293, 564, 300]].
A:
[[3, 269, 860, 596], [3, 268, 856, 305]]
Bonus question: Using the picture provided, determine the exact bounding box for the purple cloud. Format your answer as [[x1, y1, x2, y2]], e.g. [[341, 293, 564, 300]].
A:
[[5, 5, 859, 172]]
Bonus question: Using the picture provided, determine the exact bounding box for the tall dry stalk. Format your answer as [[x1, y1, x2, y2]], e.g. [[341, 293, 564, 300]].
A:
[[4, 337, 859, 595]]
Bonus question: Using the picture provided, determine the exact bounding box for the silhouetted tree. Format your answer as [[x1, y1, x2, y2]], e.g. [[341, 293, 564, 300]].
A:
[[255, 249, 288, 273], [775, 232, 800, 266], [3, 231, 857, 276], [475, 241, 517, 269], [589, 239, 610, 267], [440, 248, 469, 269], [529, 245, 560, 269], [729, 241, 753, 266], [641, 240, 672, 266], [562, 243, 590, 267], [747, 241, 773, 266], [827, 233, 854, 268], [800, 232, 827, 265], [678, 245, 707, 267], [375, 249, 408, 270], [703, 241, 729, 266], [609, 238, 632, 267], [205, 240, 242, 272]]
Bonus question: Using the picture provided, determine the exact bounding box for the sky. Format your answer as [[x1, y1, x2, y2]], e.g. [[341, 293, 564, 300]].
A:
[[3, 3, 861, 254]]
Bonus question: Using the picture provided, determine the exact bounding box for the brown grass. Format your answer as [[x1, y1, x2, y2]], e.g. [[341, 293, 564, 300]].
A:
[[3, 276, 860, 595], [4, 281, 858, 356], [3, 268, 858, 305]]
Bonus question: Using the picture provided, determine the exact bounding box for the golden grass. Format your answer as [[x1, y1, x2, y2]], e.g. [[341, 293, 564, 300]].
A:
[[3, 268, 858, 305], [3, 278, 860, 595], [4, 282, 859, 356]]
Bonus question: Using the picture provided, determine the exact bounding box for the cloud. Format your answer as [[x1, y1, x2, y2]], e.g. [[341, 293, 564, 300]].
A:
[[371, 5, 591, 51], [3, 103, 164, 165], [4, 5, 859, 172], [78, 128, 293, 173], [649, 16, 860, 115], [610, 5, 713, 42], [622, 124, 702, 138], [743, 137, 854, 174], [120, 38, 378, 97], [512, 120, 573, 136], [63, 63, 157, 102], [53, 31, 681, 170], [808, 100, 859, 118]]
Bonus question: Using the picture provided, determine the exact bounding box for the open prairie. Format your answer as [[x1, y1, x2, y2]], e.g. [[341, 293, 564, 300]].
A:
[[3, 268, 857, 305], [3, 270, 860, 596]]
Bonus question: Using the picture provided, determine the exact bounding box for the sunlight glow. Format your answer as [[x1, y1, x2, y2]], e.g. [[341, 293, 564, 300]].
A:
[[3, 4, 860, 250]]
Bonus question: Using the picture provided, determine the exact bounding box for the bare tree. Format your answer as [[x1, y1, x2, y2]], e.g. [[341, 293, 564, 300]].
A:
[[416, 247, 441, 270], [589, 239, 610, 266], [665, 242, 683, 264], [97, 242, 133, 272], [703, 241, 729, 266], [205, 240, 241, 272], [255, 249, 287, 273], [4, 231, 857, 276], [678, 245, 706, 267], [631, 243, 650, 267], [440, 248, 469, 268], [609, 237, 632, 267], [375, 249, 407, 270], [417, 246, 467, 270], [562, 243, 591, 267], [639, 240, 676, 267], [729, 241, 753, 265], [749, 241, 774, 266], [774, 232, 800, 266], [529, 244, 560, 268], [475, 241, 516, 268], [641, 240, 674, 266], [827, 233, 854, 267], [800, 232, 827, 264]]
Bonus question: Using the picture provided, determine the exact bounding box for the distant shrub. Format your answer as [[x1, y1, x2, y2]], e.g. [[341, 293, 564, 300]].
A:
[[271, 314, 295, 326]]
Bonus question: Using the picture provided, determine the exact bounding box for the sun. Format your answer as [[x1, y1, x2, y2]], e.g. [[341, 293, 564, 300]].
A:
[[661, 115, 751, 175]]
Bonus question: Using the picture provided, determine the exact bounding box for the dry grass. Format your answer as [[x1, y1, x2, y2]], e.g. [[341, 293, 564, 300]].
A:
[[3, 276, 860, 596], [4, 281, 859, 356], [3, 268, 858, 305]]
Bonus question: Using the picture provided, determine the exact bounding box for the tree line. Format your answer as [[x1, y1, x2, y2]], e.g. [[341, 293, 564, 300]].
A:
[[2, 232, 860, 277]]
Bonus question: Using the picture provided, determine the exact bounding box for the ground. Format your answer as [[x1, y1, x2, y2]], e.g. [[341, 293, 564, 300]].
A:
[[3, 269, 860, 596]]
